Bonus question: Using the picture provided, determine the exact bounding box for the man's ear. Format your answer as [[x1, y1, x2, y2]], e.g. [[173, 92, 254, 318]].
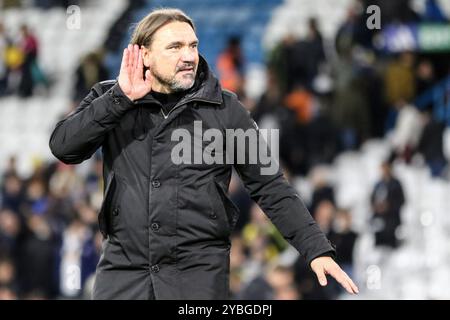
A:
[[141, 45, 151, 68]]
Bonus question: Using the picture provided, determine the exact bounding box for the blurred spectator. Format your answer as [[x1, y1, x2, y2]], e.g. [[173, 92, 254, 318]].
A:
[[335, 7, 358, 57], [335, 1, 379, 52], [293, 251, 338, 299], [4, 41, 24, 94], [2, 24, 24, 95], [0, 209, 22, 258], [309, 166, 335, 218], [229, 235, 247, 298], [1, 173, 25, 214], [287, 18, 326, 92], [292, 201, 342, 299], [370, 160, 405, 248], [48, 163, 86, 205], [422, 0, 448, 22], [251, 69, 284, 124], [304, 100, 341, 168], [267, 33, 295, 95], [2, 156, 19, 178], [238, 264, 300, 300], [314, 200, 335, 234], [0, 257, 18, 299], [284, 85, 315, 125], [306, 17, 326, 73], [241, 204, 289, 282], [216, 36, 245, 98], [328, 208, 358, 277], [415, 59, 436, 111], [416, 60, 435, 97], [369, 0, 420, 24], [84, 156, 103, 196], [1, 0, 22, 9], [73, 50, 109, 103], [331, 73, 371, 150], [0, 284, 17, 299], [268, 16, 326, 96], [251, 69, 313, 175], [417, 110, 447, 177], [2, 20, 51, 98], [16, 213, 56, 298], [0, 257, 17, 288], [34, 0, 83, 10], [279, 117, 308, 175], [0, 22, 9, 96], [57, 213, 99, 298], [23, 178, 49, 217], [384, 52, 416, 113], [305, 17, 326, 86], [18, 25, 39, 97], [390, 101, 423, 163]]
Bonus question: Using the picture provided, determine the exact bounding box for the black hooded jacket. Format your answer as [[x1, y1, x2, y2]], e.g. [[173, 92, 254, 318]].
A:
[[49, 56, 335, 299]]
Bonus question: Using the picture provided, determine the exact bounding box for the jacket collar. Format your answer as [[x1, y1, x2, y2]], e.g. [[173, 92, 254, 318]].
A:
[[134, 55, 223, 106]]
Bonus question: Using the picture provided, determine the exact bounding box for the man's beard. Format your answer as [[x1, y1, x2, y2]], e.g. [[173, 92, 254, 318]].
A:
[[151, 63, 197, 93]]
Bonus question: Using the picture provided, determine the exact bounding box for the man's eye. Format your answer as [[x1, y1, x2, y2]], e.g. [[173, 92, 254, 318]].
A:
[[191, 44, 198, 48], [169, 45, 180, 50]]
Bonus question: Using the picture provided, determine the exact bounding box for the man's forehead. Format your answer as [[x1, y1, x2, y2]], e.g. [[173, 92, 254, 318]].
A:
[[153, 21, 198, 44]]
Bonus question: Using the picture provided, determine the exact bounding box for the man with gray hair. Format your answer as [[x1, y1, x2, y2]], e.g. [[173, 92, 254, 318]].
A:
[[49, 8, 358, 299]]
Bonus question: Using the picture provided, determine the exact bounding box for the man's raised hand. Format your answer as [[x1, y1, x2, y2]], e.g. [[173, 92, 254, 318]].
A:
[[118, 44, 153, 102]]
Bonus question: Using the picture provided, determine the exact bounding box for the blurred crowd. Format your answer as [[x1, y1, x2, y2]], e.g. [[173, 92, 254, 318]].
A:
[[238, 1, 449, 179], [1, 0, 450, 300], [0, 149, 406, 299], [0, 22, 49, 98], [0, 0, 91, 98], [220, 0, 448, 299], [0, 155, 103, 299], [1, 0, 83, 10]]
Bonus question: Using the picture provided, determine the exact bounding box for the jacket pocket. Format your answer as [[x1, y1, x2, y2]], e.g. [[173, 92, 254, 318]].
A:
[[98, 171, 115, 238], [98, 171, 126, 238], [209, 179, 240, 237]]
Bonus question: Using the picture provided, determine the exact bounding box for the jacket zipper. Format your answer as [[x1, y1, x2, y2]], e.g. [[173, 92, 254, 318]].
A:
[[160, 98, 221, 119]]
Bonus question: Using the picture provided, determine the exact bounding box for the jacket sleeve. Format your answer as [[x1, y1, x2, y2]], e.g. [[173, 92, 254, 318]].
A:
[[49, 82, 134, 164], [227, 93, 336, 266]]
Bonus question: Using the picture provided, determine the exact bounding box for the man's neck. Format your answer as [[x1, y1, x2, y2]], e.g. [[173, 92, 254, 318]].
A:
[[151, 82, 172, 94]]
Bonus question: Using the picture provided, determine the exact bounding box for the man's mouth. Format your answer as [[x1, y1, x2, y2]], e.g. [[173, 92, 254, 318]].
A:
[[178, 66, 194, 73]]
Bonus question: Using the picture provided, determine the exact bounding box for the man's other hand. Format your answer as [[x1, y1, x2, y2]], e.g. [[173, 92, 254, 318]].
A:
[[310, 256, 359, 295], [118, 44, 153, 102]]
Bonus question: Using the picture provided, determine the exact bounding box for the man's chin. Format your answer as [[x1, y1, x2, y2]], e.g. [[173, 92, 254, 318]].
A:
[[174, 77, 195, 89], [177, 72, 195, 80], [171, 80, 195, 92]]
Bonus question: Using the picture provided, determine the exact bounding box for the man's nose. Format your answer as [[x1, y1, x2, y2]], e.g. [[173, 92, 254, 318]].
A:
[[181, 47, 196, 62]]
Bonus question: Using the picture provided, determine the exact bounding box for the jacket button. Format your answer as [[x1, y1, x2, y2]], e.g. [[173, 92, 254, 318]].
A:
[[113, 97, 121, 105], [210, 213, 217, 219], [151, 222, 160, 231], [151, 180, 161, 188], [112, 207, 120, 216], [151, 265, 160, 273]]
